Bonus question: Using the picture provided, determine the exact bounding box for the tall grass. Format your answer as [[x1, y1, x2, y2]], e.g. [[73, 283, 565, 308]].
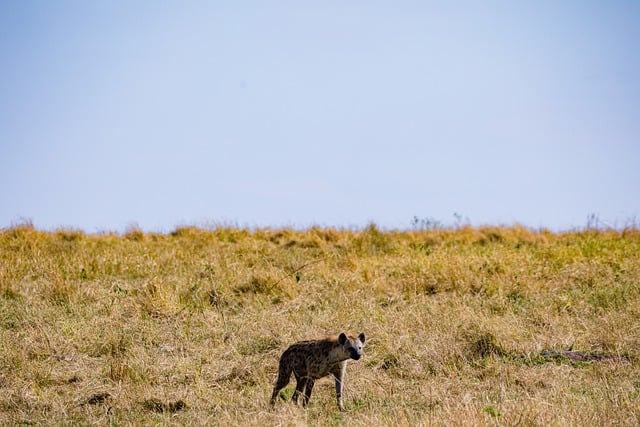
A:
[[1, 224, 639, 425]]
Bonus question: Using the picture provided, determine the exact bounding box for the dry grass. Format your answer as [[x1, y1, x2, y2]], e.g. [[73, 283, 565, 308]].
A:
[[1, 223, 639, 425]]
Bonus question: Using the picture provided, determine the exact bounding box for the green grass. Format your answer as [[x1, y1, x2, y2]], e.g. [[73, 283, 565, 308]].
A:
[[1, 223, 639, 425]]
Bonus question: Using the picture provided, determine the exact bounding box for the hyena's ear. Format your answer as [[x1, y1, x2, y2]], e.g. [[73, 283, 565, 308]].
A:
[[358, 332, 366, 344], [338, 333, 348, 345]]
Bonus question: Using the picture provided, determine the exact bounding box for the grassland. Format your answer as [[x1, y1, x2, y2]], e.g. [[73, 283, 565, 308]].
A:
[[1, 223, 639, 426]]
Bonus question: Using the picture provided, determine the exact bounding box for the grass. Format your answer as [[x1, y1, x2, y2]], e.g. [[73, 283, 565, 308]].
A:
[[1, 223, 639, 425]]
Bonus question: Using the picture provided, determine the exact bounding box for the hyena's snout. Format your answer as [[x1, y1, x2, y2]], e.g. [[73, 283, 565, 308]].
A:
[[348, 346, 362, 360]]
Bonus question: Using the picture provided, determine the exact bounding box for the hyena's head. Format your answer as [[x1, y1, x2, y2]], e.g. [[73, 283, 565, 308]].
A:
[[338, 332, 366, 360]]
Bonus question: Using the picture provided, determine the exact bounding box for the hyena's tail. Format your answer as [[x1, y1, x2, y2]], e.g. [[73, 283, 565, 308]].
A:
[[270, 358, 293, 405]]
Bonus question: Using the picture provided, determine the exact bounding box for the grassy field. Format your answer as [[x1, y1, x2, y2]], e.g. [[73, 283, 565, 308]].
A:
[[1, 223, 639, 426]]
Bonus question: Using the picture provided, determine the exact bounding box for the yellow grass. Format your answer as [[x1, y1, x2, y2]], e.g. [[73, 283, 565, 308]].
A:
[[1, 223, 639, 425]]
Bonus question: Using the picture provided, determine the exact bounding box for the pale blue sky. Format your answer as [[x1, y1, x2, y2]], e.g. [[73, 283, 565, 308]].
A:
[[1, 1, 639, 232]]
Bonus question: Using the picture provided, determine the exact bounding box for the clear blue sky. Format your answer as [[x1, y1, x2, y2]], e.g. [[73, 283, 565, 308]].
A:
[[1, 1, 639, 232]]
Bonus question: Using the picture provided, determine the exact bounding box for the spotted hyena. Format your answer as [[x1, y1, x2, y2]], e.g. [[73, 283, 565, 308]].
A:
[[270, 332, 366, 411]]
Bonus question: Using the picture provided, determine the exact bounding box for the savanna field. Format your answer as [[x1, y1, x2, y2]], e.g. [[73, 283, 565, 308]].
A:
[[1, 224, 639, 426]]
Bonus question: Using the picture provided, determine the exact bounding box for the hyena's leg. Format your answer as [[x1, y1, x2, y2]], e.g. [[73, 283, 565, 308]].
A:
[[270, 364, 292, 405], [302, 379, 315, 407], [331, 364, 347, 411], [293, 375, 308, 405]]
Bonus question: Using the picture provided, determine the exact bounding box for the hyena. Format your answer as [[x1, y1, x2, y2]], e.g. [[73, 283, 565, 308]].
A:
[[270, 332, 366, 411]]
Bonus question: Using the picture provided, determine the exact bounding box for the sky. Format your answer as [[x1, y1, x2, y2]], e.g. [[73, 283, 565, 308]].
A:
[[1, 1, 639, 233]]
